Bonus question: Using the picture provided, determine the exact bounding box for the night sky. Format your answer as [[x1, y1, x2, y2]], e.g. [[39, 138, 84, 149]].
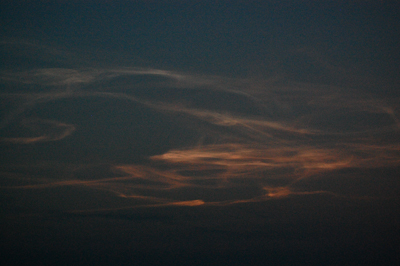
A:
[[1, 1, 399, 265]]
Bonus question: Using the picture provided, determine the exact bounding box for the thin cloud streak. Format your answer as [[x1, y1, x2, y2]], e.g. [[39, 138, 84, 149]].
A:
[[3, 141, 398, 209], [1, 64, 399, 211], [1, 119, 75, 144]]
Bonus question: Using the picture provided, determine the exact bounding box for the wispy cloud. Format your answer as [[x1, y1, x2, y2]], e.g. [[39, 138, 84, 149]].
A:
[[1, 59, 399, 212], [1, 118, 75, 143]]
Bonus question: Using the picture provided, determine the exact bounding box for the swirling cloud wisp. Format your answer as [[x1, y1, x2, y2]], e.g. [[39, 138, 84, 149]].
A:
[[1, 64, 399, 211]]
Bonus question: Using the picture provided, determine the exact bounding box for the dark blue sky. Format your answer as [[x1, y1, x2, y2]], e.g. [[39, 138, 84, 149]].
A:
[[2, 1, 399, 79], [1, 1, 400, 265]]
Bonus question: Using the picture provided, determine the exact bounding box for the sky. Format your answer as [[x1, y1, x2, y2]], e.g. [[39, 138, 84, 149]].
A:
[[1, 1, 399, 265]]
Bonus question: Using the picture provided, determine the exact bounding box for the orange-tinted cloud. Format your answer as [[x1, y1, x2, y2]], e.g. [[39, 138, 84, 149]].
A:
[[1, 119, 75, 144], [1, 65, 399, 211]]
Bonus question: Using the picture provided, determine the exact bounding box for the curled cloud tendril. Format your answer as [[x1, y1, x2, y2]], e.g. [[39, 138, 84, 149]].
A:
[[1, 64, 399, 211]]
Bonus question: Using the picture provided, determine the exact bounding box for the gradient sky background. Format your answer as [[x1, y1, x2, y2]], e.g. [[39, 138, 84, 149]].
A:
[[1, 1, 400, 265]]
